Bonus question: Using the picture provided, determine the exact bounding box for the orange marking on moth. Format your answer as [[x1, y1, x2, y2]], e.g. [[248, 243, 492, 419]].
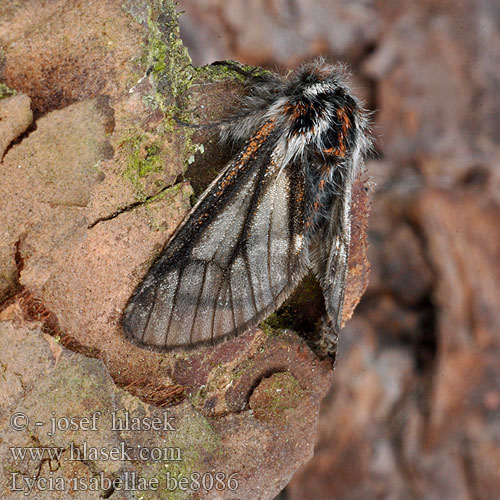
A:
[[283, 102, 294, 114], [322, 107, 351, 158], [318, 179, 326, 190], [296, 186, 305, 204], [285, 101, 310, 120], [336, 107, 351, 156], [215, 119, 277, 193]]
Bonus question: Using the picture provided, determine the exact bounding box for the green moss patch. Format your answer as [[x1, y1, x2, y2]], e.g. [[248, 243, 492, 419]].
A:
[[0, 83, 16, 99], [250, 372, 306, 426]]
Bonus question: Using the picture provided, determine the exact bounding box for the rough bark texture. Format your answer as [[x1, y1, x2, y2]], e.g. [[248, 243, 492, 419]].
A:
[[178, 0, 500, 499], [0, 1, 370, 499]]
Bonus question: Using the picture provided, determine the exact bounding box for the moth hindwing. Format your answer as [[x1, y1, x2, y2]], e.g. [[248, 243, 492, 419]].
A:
[[123, 60, 369, 355]]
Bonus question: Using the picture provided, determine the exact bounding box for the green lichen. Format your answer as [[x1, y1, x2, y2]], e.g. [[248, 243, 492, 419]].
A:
[[122, 134, 164, 194], [143, 0, 195, 110], [0, 83, 16, 99], [196, 60, 269, 84], [260, 314, 287, 335], [121, 0, 207, 202], [265, 372, 303, 416]]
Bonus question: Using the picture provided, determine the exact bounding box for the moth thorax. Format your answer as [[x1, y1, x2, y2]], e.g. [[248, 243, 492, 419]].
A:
[[284, 98, 328, 138]]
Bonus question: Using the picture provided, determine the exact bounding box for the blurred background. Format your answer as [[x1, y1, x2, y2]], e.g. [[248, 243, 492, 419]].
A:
[[177, 1, 500, 499]]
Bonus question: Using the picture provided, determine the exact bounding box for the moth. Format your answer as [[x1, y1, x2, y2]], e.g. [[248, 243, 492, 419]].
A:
[[123, 60, 370, 357]]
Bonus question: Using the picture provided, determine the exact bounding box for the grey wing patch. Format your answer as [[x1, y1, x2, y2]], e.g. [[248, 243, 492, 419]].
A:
[[311, 185, 352, 335], [123, 160, 308, 351]]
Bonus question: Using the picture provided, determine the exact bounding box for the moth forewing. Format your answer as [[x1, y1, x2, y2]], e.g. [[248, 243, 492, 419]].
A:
[[123, 128, 309, 350]]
